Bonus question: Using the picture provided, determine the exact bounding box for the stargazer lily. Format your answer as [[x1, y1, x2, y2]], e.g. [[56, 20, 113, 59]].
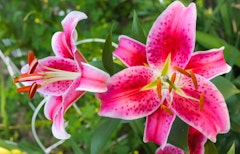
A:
[[96, 1, 231, 148], [14, 11, 110, 139]]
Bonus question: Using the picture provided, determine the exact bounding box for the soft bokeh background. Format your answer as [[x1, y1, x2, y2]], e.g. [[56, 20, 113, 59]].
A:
[[0, 0, 240, 153]]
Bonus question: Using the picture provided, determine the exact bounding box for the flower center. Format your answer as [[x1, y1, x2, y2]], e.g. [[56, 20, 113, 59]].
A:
[[14, 52, 80, 98], [141, 55, 205, 114]]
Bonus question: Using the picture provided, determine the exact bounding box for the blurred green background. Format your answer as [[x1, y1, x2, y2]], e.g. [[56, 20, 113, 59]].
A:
[[0, 0, 240, 153]]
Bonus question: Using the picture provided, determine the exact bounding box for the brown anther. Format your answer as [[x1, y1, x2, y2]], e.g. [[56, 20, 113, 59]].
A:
[[28, 51, 35, 65], [16, 82, 41, 99], [173, 66, 191, 77], [28, 58, 38, 74], [169, 72, 176, 92], [28, 82, 39, 99], [161, 104, 173, 115], [199, 93, 204, 111], [157, 78, 162, 99], [189, 70, 198, 90]]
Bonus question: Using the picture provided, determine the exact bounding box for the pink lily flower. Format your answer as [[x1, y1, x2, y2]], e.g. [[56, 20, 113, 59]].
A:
[[97, 1, 231, 148], [14, 11, 110, 139]]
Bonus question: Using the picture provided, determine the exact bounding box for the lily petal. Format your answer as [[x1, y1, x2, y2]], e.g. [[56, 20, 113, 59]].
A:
[[76, 62, 110, 92], [185, 47, 231, 80], [52, 32, 73, 58], [146, 1, 196, 69], [113, 35, 147, 67], [144, 101, 176, 147], [62, 76, 85, 111], [44, 96, 62, 120], [51, 77, 85, 139], [97, 66, 160, 120], [37, 57, 79, 96], [156, 144, 185, 154], [61, 11, 87, 55], [188, 126, 207, 154], [52, 107, 71, 139], [172, 75, 230, 142]]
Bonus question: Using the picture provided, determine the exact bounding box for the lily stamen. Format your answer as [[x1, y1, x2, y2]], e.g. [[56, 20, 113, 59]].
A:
[[199, 93, 204, 111], [16, 82, 41, 99], [28, 82, 40, 99], [173, 66, 191, 77], [28, 58, 38, 74], [157, 78, 162, 99], [161, 104, 173, 115], [189, 70, 198, 90], [28, 51, 35, 65], [169, 72, 176, 92]]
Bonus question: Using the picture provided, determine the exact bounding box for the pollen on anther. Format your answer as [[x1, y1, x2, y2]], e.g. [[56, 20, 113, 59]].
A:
[[28, 59, 38, 74], [199, 93, 204, 111], [28, 82, 40, 99]]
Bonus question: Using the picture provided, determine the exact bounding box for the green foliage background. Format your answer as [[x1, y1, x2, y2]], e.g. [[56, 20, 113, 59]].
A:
[[0, 0, 240, 153]]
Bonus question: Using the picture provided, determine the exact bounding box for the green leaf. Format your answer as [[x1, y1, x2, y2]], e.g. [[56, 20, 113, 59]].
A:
[[91, 118, 121, 154], [168, 117, 188, 151], [102, 26, 114, 75], [0, 76, 8, 132], [227, 142, 235, 154], [204, 140, 218, 154], [211, 76, 240, 99], [129, 119, 157, 153], [131, 10, 146, 43], [69, 138, 84, 154], [219, 2, 233, 42]]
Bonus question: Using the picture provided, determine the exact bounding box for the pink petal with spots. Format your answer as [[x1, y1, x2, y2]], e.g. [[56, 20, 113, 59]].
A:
[[146, 1, 196, 69], [97, 66, 161, 120], [50, 77, 85, 139], [113, 35, 147, 67], [44, 96, 62, 120], [156, 144, 185, 154], [52, 32, 73, 58], [52, 107, 71, 139], [185, 47, 231, 80], [172, 75, 230, 142], [188, 127, 207, 154], [62, 76, 85, 111], [61, 11, 87, 54], [144, 101, 176, 147], [76, 62, 110, 92], [37, 57, 79, 96]]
